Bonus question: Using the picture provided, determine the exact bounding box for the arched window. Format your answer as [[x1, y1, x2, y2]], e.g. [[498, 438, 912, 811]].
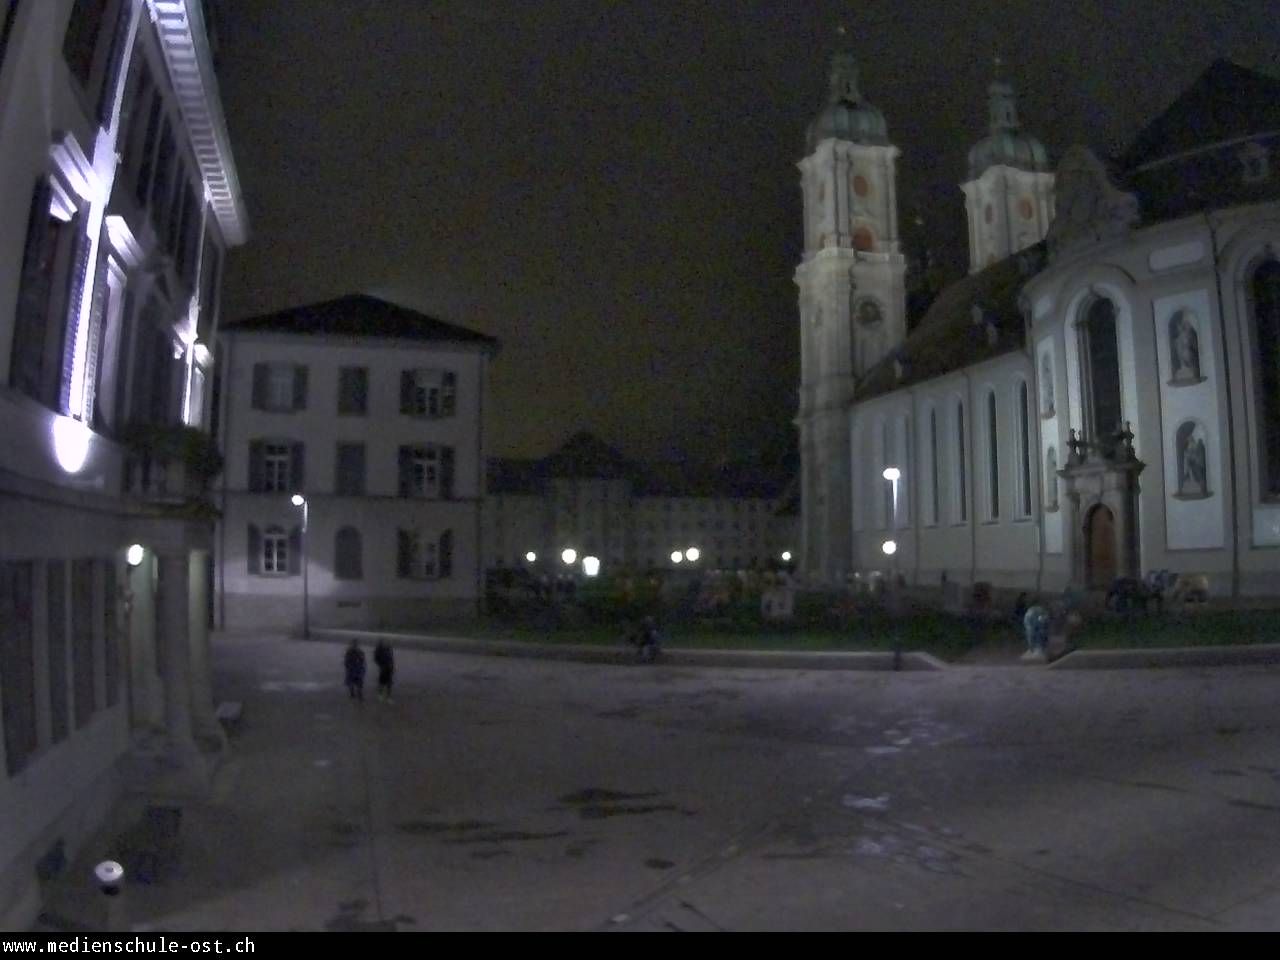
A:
[[1017, 381, 1033, 517], [955, 400, 968, 523], [1080, 297, 1123, 453], [1252, 259, 1280, 496], [928, 406, 940, 525], [335, 527, 363, 581], [986, 391, 1000, 519]]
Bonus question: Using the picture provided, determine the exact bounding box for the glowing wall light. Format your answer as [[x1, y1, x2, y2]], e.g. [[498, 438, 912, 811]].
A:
[[52, 416, 92, 474]]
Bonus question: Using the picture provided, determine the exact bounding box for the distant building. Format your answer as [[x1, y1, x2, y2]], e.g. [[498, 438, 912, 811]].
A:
[[0, 0, 246, 928], [484, 433, 797, 577], [798, 51, 1280, 600], [215, 295, 498, 630]]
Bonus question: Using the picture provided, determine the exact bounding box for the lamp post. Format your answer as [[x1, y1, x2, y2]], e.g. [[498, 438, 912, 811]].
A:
[[291, 494, 309, 640], [882, 466, 901, 529], [882, 537, 900, 671]]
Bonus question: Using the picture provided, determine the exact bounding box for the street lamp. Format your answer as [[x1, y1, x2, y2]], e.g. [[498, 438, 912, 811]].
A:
[[685, 547, 700, 563], [582, 555, 600, 577], [291, 493, 309, 640], [670, 550, 684, 565], [126, 544, 145, 567], [882, 537, 900, 671], [883, 466, 901, 528], [525, 551, 537, 564], [561, 548, 577, 566], [780, 550, 792, 563]]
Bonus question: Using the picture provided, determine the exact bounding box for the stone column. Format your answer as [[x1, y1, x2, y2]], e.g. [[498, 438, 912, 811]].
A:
[[187, 550, 220, 743], [127, 555, 162, 731], [157, 550, 195, 753]]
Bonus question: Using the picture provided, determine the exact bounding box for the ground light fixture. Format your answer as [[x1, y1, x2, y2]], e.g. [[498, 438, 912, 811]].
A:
[[561, 548, 577, 566], [582, 556, 600, 577], [126, 544, 145, 567]]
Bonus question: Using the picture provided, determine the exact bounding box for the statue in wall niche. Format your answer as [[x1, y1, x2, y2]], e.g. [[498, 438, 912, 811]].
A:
[[1169, 311, 1202, 383], [1045, 447, 1059, 509], [1040, 353, 1055, 416], [1176, 421, 1209, 497]]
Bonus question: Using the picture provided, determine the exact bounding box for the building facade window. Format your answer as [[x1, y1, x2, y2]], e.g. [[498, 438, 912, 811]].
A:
[[337, 366, 368, 415], [928, 406, 940, 525], [1251, 259, 1280, 497], [247, 525, 302, 576], [398, 444, 454, 499], [1080, 296, 1123, 453], [335, 527, 363, 580], [335, 442, 366, 496], [400, 369, 456, 418], [62, 0, 112, 91], [1016, 381, 1033, 517], [397, 529, 453, 580], [1, 1, 18, 75], [986, 390, 1000, 520], [9, 181, 80, 409], [955, 400, 968, 523], [249, 440, 304, 494], [262, 527, 288, 574], [251, 363, 308, 412], [0, 561, 37, 777]]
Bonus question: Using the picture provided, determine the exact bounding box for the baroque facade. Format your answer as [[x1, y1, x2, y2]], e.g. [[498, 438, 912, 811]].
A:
[[798, 51, 1280, 601]]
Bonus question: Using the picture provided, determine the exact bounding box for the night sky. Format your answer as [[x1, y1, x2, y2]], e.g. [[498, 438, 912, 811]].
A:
[[214, 1, 1278, 470]]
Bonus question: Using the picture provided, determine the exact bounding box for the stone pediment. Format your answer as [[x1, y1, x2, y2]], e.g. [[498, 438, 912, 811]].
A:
[[1045, 146, 1140, 259]]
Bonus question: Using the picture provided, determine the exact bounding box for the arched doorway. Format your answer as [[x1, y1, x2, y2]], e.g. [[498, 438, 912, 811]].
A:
[[1086, 504, 1117, 589]]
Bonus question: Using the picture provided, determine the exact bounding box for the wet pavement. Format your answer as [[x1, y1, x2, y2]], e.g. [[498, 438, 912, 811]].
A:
[[78, 633, 1280, 930]]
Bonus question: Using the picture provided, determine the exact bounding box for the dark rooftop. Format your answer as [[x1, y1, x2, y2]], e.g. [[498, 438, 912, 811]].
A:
[[225, 294, 499, 351], [1125, 59, 1280, 171]]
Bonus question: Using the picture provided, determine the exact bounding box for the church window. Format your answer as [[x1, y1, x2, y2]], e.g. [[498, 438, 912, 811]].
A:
[[984, 204, 994, 225], [1016, 381, 1033, 518], [928, 407, 940, 526], [1018, 197, 1034, 220], [986, 390, 1000, 520], [955, 400, 968, 523], [1079, 297, 1123, 455], [853, 226, 875, 252], [853, 174, 870, 198], [1251, 258, 1280, 497]]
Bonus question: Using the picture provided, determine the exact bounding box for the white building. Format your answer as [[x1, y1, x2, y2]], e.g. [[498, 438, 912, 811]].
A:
[[215, 295, 499, 630], [799, 50, 1280, 602], [484, 433, 796, 578], [0, 0, 246, 928]]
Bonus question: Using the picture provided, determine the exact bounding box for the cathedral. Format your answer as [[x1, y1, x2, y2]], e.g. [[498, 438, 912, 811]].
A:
[[795, 50, 1280, 600]]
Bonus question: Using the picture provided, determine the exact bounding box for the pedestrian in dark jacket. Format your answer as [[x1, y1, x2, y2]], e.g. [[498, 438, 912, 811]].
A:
[[373, 640, 395, 702], [344, 640, 366, 701]]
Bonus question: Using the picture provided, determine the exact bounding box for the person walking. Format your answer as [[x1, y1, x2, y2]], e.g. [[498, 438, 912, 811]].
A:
[[373, 640, 395, 702], [343, 639, 366, 702]]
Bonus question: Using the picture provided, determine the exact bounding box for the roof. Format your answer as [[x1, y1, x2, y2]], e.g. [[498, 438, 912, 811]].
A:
[[224, 295, 500, 351], [485, 434, 793, 501], [487, 458, 543, 496], [854, 253, 1033, 403], [1125, 59, 1280, 170]]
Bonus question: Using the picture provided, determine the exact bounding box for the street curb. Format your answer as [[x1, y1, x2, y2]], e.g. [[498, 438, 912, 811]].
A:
[[311, 628, 948, 672], [1048, 642, 1280, 670]]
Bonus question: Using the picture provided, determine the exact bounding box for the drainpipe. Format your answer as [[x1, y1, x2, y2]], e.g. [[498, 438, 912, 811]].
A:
[[1206, 212, 1241, 600], [217, 334, 232, 629]]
